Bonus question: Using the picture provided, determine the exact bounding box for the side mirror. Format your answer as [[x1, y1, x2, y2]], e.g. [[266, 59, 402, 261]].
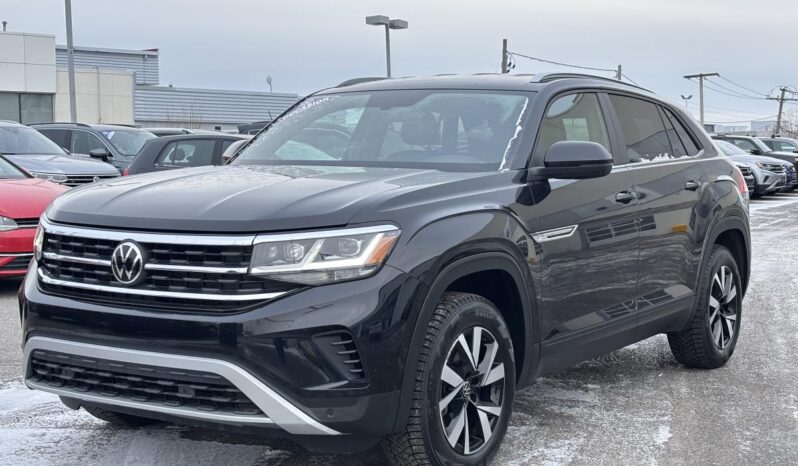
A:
[[749, 149, 761, 155], [89, 148, 111, 162], [528, 141, 613, 180]]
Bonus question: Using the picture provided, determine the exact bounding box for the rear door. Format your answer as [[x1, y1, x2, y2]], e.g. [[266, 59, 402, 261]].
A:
[[530, 91, 640, 372], [605, 94, 704, 333]]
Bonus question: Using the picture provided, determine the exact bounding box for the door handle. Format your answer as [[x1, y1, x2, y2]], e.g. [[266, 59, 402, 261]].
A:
[[685, 180, 700, 191], [615, 191, 636, 204]]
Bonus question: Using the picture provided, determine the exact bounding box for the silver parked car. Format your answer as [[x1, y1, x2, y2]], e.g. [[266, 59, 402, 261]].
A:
[[0, 121, 119, 187]]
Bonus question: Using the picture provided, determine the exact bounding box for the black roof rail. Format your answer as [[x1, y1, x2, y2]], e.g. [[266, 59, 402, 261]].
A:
[[336, 77, 391, 87], [530, 72, 650, 92], [28, 122, 91, 127]]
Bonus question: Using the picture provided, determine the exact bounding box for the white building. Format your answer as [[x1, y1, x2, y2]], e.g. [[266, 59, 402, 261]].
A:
[[1, 30, 298, 130], [0, 31, 135, 124]]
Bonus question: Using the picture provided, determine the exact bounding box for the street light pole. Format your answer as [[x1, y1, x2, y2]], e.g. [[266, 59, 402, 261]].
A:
[[366, 15, 408, 78], [64, 0, 77, 123]]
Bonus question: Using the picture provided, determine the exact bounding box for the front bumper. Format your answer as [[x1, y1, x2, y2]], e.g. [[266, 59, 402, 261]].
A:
[[0, 228, 35, 277], [20, 261, 426, 438], [753, 171, 787, 194]]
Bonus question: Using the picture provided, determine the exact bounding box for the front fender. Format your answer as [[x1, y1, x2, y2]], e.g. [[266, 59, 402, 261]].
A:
[[388, 211, 541, 432]]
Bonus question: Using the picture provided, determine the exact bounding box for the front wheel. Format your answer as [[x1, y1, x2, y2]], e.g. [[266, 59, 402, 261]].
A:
[[383, 292, 515, 465]]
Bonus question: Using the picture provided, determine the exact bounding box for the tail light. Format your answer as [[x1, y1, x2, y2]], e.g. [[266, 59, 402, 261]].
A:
[[122, 168, 129, 176], [733, 165, 748, 196]]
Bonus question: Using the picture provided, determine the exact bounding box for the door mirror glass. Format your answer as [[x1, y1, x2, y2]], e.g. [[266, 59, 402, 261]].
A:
[[530, 141, 613, 180]]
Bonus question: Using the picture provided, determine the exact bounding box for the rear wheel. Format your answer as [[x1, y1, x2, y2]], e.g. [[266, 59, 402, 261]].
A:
[[382, 292, 515, 465], [668, 245, 742, 368]]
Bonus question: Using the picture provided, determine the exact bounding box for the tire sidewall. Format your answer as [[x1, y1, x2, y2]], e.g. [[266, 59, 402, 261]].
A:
[[700, 247, 743, 361], [422, 298, 515, 466]]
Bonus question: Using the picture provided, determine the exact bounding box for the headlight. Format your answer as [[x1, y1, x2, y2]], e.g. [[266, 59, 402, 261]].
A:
[[755, 162, 767, 169], [0, 217, 19, 232], [250, 225, 400, 285], [32, 173, 68, 183], [33, 223, 44, 261]]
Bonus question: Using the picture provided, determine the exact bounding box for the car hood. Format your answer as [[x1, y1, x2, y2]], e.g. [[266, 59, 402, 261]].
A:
[[5, 153, 120, 176], [46, 164, 492, 232], [0, 178, 67, 219], [727, 154, 787, 165]]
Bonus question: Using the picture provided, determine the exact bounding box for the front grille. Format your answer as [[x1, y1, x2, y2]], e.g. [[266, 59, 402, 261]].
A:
[[38, 224, 296, 313], [64, 174, 119, 187], [28, 349, 262, 416], [14, 218, 40, 228], [45, 233, 251, 268], [737, 165, 753, 177], [1, 255, 32, 270], [761, 163, 784, 173]]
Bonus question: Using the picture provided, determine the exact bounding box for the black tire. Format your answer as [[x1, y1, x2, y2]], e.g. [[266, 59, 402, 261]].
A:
[[382, 292, 515, 466], [82, 403, 160, 427], [667, 245, 742, 368]]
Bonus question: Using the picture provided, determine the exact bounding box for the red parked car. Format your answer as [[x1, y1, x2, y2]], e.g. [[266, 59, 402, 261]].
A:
[[0, 156, 66, 277]]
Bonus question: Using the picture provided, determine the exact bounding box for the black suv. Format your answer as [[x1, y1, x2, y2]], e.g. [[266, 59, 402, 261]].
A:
[[20, 74, 750, 465], [31, 123, 156, 172]]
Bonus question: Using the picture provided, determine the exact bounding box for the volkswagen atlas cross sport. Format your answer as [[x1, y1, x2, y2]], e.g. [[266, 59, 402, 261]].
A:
[[20, 74, 751, 465]]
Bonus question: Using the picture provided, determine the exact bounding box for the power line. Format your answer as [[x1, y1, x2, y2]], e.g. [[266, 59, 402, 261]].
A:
[[705, 78, 767, 99], [702, 81, 766, 100], [507, 51, 616, 73], [716, 76, 769, 97], [621, 73, 640, 86]]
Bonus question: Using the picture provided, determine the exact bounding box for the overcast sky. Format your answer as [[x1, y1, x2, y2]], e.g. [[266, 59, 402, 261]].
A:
[[4, 0, 796, 124]]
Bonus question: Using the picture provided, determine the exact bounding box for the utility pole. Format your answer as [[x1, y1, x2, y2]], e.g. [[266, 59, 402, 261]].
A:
[[64, 0, 77, 123], [616, 64, 622, 81], [683, 72, 719, 127], [769, 87, 797, 135], [501, 39, 508, 74]]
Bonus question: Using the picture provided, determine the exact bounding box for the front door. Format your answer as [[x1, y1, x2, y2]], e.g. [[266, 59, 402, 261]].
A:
[[528, 92, 640, 373]]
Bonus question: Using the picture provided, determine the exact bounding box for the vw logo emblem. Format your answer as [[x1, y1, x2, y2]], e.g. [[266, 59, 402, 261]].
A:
[[93, 176, 101, 182], [111, 241, 145, 285]]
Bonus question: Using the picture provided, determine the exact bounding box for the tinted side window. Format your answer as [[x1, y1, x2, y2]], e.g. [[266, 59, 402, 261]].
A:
[[761, 139, 777, 150], [728, 138, 757, 152], [37, 129, 69, 149], [779, 140, 798, 152], [537, 93, 611, 157], [156, 140, 216, 167], [70, 130, 107, 155], [662, 108, 700, 156], [609, 95, 672, 163], [657, 106, 688, 157]]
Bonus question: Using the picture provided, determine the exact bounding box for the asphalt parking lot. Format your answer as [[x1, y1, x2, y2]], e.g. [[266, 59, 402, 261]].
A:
[[1, 194, 796, 466]]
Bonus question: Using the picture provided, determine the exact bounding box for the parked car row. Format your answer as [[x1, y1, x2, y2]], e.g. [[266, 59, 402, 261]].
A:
[[711, 134, 798, 197]]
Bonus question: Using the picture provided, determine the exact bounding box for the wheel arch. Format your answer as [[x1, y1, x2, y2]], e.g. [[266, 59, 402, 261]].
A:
[[704, 216, 750, 297], [391, 251, 539, 433]]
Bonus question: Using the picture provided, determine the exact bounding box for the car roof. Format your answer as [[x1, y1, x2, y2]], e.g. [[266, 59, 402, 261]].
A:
[[28, 122, 152, 132], [315, 73, 652, 95], [149, 133, 246, 142]]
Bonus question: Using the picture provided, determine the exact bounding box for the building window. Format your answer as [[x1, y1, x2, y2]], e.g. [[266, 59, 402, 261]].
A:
[[0, 93, 54, 124]]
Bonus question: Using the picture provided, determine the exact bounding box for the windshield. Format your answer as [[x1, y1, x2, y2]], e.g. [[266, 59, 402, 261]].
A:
[[715, 140, 748, 156], [100, 129, 156, 156], [0, 156, 28, 179], [0, 126, 64, 155], [233, 90, 532, 170]]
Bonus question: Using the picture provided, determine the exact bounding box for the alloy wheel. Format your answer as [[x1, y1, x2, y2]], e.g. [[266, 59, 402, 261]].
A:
[[708, 265, 739, 350], [438, 326, 506, 455]]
